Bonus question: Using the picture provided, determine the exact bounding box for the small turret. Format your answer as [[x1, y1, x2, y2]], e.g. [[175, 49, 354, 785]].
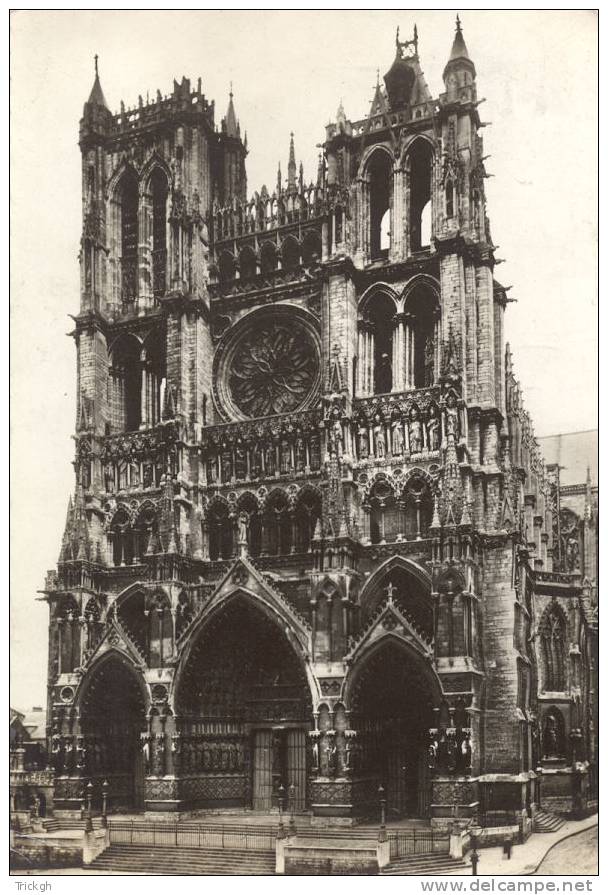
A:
[[80, 55, 112, 145], [443, 15, 476, 97], [87, 55, 109, 109]]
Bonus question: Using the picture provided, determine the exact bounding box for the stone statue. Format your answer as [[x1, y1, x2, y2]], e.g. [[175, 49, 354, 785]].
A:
[[207, 454, 218, 484], [280, 436, 291, 473], [373, 415, 386, 458], [221, 444, 233, 482], [251, 443, 262, 478], [332, 416, 344, 458], [358, 425, 369, 459], [265, 441, 276, 475], [424, 336, 435, 386], [391, 420, 404, 455], [235, 440, 247, 479], [237, 512, 249, 556], [566, 536, 580, 572], [375, 352, 392, 395], [408, 407, 423, 453], [445, 393, 460, 441], [143, 461, 154, 488], [426, 405, 441, 451], [295, 432, 306, 472], [104, 462, 114, 493]]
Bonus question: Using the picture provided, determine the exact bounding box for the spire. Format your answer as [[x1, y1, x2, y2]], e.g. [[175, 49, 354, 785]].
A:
[[444, 14, 476, 83], [287, 132, 297, 192], [224, 83, 239, 138], [369, 74, 387, 117], [276, 161, 282, 196], [87, 54, 109, 109], [449, 14, 471, 62]]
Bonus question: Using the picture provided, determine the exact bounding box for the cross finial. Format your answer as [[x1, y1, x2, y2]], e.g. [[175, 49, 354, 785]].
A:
[[229, 80, 233, 98], [396, 25, 400, 47], [456, 14, 462, 32], [94, 54, 98, 77], [376, 68, 380, 88], [385, 581, 397, 599]]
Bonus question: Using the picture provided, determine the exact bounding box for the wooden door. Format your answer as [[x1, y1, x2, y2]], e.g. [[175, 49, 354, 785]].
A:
[[287, 729, 307, 811], [252, 729, 273, 810], [387, 746, 408, 816]]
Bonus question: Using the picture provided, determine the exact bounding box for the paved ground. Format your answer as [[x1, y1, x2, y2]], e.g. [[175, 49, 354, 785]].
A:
[[455, 816, 599, 876], [534, 826, 598, 876]]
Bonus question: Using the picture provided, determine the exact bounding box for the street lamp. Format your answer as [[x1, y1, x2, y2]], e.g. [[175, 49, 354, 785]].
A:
[[469, 825, 480, 876], [101, 780, 109, 829], [289, 783, 297, 835], [84, 780, 94, 833], [378, 784, 387, 843], [277, 783, 286, 839]]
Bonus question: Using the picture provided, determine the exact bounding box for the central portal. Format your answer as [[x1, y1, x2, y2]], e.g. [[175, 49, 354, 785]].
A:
[[177, 596, 312, 811], [351, 641, 436, 818]]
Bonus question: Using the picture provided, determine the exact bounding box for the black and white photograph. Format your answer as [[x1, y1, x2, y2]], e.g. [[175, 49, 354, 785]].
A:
[[9, 8, 599, 883]]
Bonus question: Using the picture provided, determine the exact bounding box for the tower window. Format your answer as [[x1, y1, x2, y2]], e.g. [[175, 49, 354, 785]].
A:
[[120, 170, 139, 302], [368, 150, 392, 260], [368, 292, 395, 394], [408, 140, 433, 252], [150, 169, 168, 297]]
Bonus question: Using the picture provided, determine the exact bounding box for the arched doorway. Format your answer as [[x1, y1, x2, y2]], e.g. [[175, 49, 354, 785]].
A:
[[79, 653, 147, 810], [350, 640, 437, 818], [176, 596, 313, 811]]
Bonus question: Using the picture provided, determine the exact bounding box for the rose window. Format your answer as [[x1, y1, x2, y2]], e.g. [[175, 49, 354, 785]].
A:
[[228, 322, 318, 418]]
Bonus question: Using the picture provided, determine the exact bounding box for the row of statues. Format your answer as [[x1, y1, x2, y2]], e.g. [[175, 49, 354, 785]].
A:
[[207, 433, 322, 484]]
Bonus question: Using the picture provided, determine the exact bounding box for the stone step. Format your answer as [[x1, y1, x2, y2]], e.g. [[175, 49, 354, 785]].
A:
[[533, 810, 565, 833], [382, 855, 467, 875], [89, 845, 275, 875]]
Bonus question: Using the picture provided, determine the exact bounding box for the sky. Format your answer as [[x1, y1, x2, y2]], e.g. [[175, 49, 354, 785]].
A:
[[10, 10, 597, 710]]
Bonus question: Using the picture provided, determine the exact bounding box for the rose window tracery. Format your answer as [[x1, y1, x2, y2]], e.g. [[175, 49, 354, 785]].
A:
[[214, 307, 321, 421], [229, 324, 317, 417]]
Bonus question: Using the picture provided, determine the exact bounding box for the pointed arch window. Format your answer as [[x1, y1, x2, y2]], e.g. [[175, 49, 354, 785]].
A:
[[208, 502, 233, 561], [119, 170, 139, 302], [539, 605, 567, 692], [260, 242, 277, 277], [150, 169, 168, 297], [445, 177, 455, 219], [408, 140, 433, 252], [368, 150, 392, 260], [368, 293, 395, 394], [239, 246, 257, 280]]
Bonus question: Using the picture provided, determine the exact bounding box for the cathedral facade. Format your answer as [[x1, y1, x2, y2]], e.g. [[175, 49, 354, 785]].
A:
[[43, 20, 597, 825]]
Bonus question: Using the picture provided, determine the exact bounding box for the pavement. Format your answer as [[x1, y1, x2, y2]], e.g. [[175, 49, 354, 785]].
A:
[[451, 815, 598, 876]]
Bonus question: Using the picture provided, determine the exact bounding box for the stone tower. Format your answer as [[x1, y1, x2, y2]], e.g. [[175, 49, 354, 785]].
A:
[[43, 22, 596, 823]]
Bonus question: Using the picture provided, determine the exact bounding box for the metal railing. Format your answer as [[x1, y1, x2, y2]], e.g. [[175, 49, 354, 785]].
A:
[[108, 820, 276, 852], [388, 829, 450, 860]]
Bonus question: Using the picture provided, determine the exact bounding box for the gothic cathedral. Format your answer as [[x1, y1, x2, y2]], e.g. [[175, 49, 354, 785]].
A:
[[44, 20, 597, 824]]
